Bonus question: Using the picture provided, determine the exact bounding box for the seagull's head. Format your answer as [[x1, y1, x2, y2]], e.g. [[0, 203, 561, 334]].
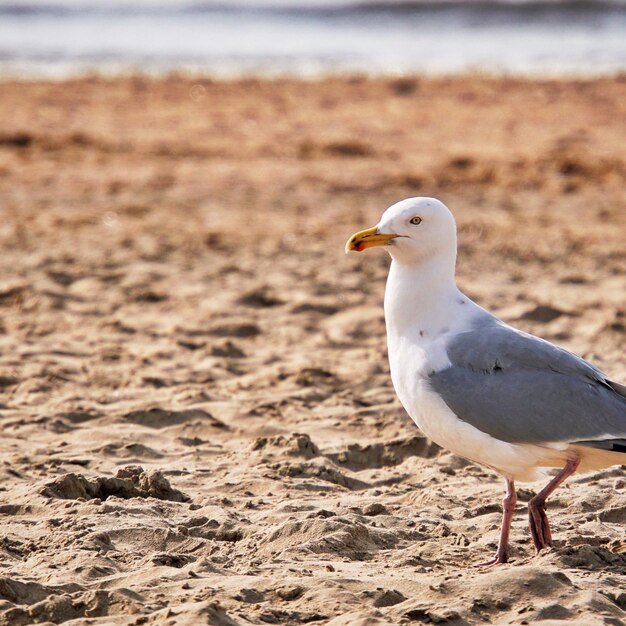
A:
[[345, 197, 457, 264]]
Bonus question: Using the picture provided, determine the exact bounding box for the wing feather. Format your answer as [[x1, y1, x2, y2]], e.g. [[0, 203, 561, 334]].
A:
[[428, 319, 626, 446]]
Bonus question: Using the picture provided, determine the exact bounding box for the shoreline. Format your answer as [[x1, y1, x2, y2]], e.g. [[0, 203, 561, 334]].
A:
[[2, 67, 626, 83]]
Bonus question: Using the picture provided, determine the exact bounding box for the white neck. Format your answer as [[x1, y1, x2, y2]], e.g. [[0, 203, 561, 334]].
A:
[[384, 253, 466, 343]]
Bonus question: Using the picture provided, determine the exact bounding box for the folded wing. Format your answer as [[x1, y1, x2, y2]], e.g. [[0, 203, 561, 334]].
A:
[[428, 318, 626, 449]]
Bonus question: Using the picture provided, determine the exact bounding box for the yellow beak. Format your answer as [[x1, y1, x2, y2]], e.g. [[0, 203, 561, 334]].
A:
[[345, 226, 398, 253]]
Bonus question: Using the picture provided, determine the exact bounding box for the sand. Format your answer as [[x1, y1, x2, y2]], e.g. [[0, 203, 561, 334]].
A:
[[0, 74, 625, 626]]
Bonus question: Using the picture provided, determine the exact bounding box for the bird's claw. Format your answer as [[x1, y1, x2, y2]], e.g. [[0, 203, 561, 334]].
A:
[[473, 551, 509, 567], [528, 499, 552, 552]]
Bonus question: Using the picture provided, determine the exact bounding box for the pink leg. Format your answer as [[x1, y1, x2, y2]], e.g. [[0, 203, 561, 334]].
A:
[[475, 477, 517, 567], [528, 457, 580, 552]]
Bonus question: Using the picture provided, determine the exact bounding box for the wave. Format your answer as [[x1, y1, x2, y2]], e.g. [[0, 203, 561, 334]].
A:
[[2, 0, 626, 17]]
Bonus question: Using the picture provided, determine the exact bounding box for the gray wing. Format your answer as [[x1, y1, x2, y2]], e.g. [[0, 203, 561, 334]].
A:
[[428, 317, 626, 447]]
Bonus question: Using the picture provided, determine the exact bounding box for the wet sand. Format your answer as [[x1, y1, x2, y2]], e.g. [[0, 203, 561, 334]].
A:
[[0, 74, 625, 625]]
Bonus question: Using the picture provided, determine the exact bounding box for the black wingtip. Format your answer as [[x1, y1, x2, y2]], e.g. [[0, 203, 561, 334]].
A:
[[575, 439, 626, 454]]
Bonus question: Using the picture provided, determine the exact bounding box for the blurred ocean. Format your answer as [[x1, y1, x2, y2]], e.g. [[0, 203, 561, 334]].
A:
[[1, 0, 625, 77]]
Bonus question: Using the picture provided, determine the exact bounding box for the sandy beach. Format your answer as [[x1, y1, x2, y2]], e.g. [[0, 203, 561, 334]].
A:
[[0, 74, 625, 625]]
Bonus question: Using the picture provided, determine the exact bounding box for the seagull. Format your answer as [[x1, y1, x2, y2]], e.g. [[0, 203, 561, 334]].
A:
[[345, 197, 626, 566]]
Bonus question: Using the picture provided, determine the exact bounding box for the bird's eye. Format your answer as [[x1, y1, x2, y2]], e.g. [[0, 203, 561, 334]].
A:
[[410, 216, 422, 225]]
